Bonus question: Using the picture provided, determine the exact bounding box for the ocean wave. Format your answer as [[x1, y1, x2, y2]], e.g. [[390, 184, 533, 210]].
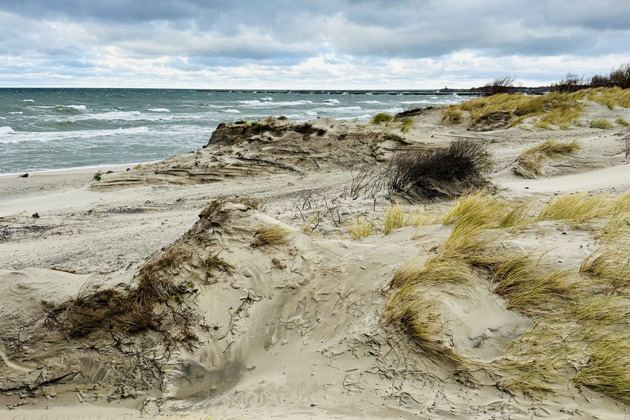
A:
[[148, 108, 171, 113], [360, 100, 381, 104], [223, 109, 240, 113], [323, 99, 340, 104], [236, 99, 314, 107], [0, 126, 15, 134], [259, 97, 273, 101], [0, 126, 151, 144], [53, 104, 88, 113], [315, 106, 363, 113], [9, 111, 23, 115], [22, 99, 34, 102], [71, 110, 174, 122]]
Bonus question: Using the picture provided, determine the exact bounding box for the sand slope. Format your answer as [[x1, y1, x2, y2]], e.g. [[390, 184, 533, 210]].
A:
[[1, 101, 629, 419]]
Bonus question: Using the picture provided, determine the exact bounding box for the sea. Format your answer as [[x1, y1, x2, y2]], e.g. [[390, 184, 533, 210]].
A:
[[0, 88, 467, 175]]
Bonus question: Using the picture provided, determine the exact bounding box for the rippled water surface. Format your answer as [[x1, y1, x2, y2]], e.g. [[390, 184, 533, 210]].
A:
[[0, 88, 466, 174]]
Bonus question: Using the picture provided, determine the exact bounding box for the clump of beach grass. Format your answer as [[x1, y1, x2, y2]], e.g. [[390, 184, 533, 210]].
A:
[[252, 225, 291, 247], [441, 106, 463, 124], [348, 216, 376, 240], [400, 117, 414, 133], [574, 335, 630, 403], [616, 117, 629, 126], [590, 118, 614, 129], [371, 112, 394, 124], [443, 191, 507, 228], [390, 257, 477, 289], [538, 193, 613, 223], [499, 201, 536, 228], [513, 139, 581, 178], [579, 247, 630, 292], [490, 254, 571, 315]]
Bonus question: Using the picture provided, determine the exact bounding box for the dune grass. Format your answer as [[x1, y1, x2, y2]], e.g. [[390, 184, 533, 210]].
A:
[[499, 201, 536, 228], [252, 225, 291, 247], [400, 117, 414, 133], [443, 191, 508, 228], [574, 336, 630, 403], [390, 257, 477, 289], [348, 216, 376, 240], [513, 139, 581, 178], [384, 190, 630, 401], [444, 91, 586, 130], [490, 254, 571, 315], [580, 248, 630, 292], [371, 112, 394, 124], [616, 117, 630, 126], [538, 193, 613, 223], [590, 118, 614, 129]]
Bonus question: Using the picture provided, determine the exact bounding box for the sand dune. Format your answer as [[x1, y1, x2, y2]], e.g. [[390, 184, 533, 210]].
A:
[[1, 99, 629, 419]]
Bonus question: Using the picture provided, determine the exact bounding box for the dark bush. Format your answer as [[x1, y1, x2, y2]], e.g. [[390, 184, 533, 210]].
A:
[[387, 140, 492, 200], [551, 73, 590, 93], [481, 75, 517, 97]]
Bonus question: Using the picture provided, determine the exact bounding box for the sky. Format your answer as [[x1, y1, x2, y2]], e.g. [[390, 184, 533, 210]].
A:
[[0, 0, 629, 89]]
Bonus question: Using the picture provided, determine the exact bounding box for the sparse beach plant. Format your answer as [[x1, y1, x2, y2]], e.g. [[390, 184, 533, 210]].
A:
[[513, 139, 581, 178], [616, 117, 629, 126], [400, 117, 414, 133], [382, 202, 405, 234], [371, 112, 394, 124], [252, 225, 291, 247], [348, 216, 376, 239], [441, 106, 463, 124], [590, 119, 614, 129]]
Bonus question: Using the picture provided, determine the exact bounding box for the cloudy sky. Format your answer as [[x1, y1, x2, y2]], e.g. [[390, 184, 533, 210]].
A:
[[1, 0, 629, 89]]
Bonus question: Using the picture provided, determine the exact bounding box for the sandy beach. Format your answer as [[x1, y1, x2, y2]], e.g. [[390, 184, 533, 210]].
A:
[[1, 97, 629, 419]]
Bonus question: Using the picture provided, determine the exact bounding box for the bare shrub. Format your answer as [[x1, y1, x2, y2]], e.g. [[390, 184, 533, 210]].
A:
[[481, 75, 517, 97], [386, 140, 492, 200]]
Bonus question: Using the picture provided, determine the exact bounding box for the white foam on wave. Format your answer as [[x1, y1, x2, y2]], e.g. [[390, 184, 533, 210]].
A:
[[70, 110, 174, 122], [148, 108, 171, 113], [223, 109, 240, 113], [316, 106, 363, 113], [0, 126, 151, 144], [22, 99, 34, 102], [323, 99, 340, 104], [9, 111, 23, 115], [53, 104, 88, 112], [237, 99, 313, 107], [360, 100, 381, 104], [259, 97, 273, 101], [0, 126, 15, 134]]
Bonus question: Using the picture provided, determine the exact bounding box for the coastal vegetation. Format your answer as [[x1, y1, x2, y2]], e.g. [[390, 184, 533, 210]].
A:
[[513, 139, 581, 178], [443, 86, 630, 131], [386, 139, 492, 199], [383, 190, 630, 401]]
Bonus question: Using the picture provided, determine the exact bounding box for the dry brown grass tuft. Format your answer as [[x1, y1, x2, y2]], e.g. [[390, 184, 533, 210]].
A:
[[443, 191, 507, 228], [390, 257, 476, 289], [348, 216, 376, 240], [252, 225, 292, 247], [574, 335, 630, 403], [538, 193, 613, 223], [580, 248, 630, 292], [513, 139, 582, 178]]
